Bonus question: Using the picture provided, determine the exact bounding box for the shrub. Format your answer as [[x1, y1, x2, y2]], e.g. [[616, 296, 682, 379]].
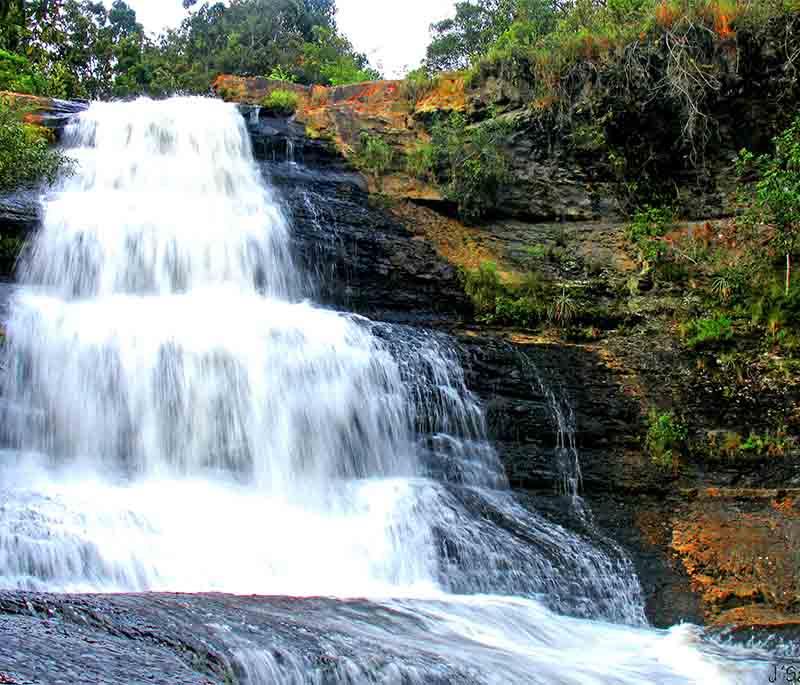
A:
[[740, 429, 790, 458], [406, 143, 435, 181], [0, 50, 49, 95], [646, 410, 687, 469], [495, 294, 544, 327], [684, 315, 734, 349], [625, 206, 677, 266], [524, 244, 549, 260], [547, 287, 580, 326], [261, 89, 300, 116], [402, 67, 439, 104], [0, 98, 72, 192], [464, 260, 503, 314], [737, 114, 800, 297], [353, 133, 394, 178], [267, 65, 297, 83], [463, 262, 552, 327], [747, 276, 800, 340], [429, 112, 511, 221]]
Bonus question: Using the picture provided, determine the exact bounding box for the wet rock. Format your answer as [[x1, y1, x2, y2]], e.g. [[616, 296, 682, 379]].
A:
[[0, 192, 40, 235], [249, 119, 470, 319], [4, 93, 87, 137]]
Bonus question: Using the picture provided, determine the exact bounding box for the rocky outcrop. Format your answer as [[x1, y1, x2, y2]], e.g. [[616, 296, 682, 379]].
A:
[[0, 191, 39, 235], [2, 91, 87, 135], [217, 14, 800, 223], [248, 114, 469, 318], [671, 489, 800, 630], [0, 592, 495, 684]]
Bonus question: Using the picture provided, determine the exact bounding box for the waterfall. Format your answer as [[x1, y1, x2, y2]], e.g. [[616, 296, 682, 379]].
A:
[[0, 97, 775, 683]]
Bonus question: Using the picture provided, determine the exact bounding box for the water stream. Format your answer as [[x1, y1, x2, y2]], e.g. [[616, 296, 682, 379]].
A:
[[0, 97, 777, 683]]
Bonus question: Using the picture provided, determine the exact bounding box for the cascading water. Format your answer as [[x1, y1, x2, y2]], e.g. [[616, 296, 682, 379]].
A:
[[0, 97, 776, 683]]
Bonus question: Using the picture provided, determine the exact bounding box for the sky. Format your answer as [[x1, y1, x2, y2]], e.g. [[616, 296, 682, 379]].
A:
[[108, 0, 457, 78]]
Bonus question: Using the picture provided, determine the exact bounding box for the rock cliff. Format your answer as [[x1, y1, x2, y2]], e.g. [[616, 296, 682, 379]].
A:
[[4, 45, 800, 633]]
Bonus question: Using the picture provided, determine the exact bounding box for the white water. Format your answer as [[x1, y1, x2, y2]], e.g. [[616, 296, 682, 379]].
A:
[[0, 97, 776, 683]]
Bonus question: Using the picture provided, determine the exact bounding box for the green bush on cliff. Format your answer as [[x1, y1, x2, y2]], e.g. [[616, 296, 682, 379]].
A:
[[266, 66, 297, 83], [401, 68, 439, 104], [0, 99, 71, 192], [747, 277, 800, 341], [464, 261, 553, 327], [464, 261, 504, 313], [406, 143, 436, 181], [0, 50, 49, 95], [429, 113, 512, 222], [646, 410, 687, 470], [625, 206, 677, 267], [736, 114, 800, 297], [547, 288, 579, 326], [739, 428, 790, 458], [353, 133, 395, 179], [261, 89, 300, 116]]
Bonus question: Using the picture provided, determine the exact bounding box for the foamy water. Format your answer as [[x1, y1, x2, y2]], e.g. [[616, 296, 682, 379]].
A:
[[0, 97, 777, 683]]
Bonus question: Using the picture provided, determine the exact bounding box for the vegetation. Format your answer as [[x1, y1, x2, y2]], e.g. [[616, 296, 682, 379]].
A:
[[261, 89, 300, 116], [427, 113, 512, 221], [625, 206, 677, 267], [740, 429, 790, 458], [406, 143, 436, 181], [423, 0, 799, 184], [400, 67, 439, 104], [462, 260, 587, 328], [0, 98, 71, 192], [426, 0, 557, 72], [0, 0, 380, 101], [705, 427, 792, 460], [547, 287, 579, 326], [646, 410, 687, 470], [737, 114, 800, 296], [353, 133, 394, 179], [683, 315, 734, 349]]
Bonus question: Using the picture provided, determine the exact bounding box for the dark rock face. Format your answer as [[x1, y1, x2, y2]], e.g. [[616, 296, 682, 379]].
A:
[[469, 17, 800, 223], [452, 331, 655, 493], [250, 113, 470, 319], [0, 192, 39, 236]]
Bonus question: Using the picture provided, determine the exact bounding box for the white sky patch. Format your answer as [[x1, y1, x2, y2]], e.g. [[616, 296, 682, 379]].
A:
[[104, 0, 187, 35], [336, 0, 456, 78], [105, 0, 457, 79]]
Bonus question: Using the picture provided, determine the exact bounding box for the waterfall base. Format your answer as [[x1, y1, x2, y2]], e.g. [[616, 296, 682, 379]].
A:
[[0, 591, 776, 685]]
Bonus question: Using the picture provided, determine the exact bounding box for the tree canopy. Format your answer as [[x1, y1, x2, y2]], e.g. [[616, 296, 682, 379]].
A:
[[426, 0, 561, 71], [0, 0, 380, 100]]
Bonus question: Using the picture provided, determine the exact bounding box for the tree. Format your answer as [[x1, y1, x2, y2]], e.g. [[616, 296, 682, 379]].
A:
[[738, 116, 800, 296], [425, 0, 558, 71], [0, 0, 379, 99]]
